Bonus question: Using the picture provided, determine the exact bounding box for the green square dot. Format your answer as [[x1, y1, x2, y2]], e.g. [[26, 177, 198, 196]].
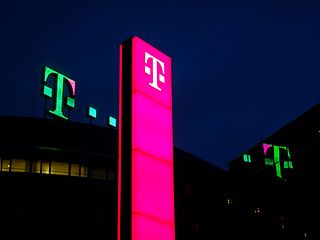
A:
[[88, 107, 97, 119], [66, 97, 75, 108], [43, 85, 52, 98], [108, 116, 117, 128]]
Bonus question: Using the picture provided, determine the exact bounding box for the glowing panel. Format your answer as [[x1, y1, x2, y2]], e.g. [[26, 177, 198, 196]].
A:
[[273, 146, 282, 178], [118, 36, 174, 240], [243, 154, 251, 163], [108, 116, 117, 128], [117, 44, 123, 240], [132, 214, 175, 240], [132, 150, 174, 221], [131, 36, 174, 240], [87, 106, 97, 119]]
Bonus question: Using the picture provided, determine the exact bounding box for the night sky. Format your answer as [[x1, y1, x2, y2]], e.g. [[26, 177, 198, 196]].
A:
[[1, 0, 320, 170]]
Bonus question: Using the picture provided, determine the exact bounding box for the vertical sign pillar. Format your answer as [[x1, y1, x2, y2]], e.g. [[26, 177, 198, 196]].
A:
[[118, 36, 175, 240]]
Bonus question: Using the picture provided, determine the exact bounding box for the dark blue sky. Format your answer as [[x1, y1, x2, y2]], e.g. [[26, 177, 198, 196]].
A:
[[1, 0, 320, 170]]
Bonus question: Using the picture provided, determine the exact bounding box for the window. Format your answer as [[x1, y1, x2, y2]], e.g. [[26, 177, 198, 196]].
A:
[[1, 159, 97, 179], [289, 161, 293, 169], [1, 159, 11, 172], [91, 168, 106, 180], [11, 159, 29, 172], [80, 166, 88, 178], [70, 164, 80, 177], [284, 161, 293, 169], [41, 162, 50, 174], [32, 161, 41, 173], [264, 158, 274, 166], [243, 154, 251, 163], [51, 162, 69, 176]]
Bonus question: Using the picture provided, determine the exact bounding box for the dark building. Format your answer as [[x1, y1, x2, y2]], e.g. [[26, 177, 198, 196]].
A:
[[229, 103, 320, 240], [1, 102, 319, 240], [0, 116, 229, 240], [0, 116, 118, 240]]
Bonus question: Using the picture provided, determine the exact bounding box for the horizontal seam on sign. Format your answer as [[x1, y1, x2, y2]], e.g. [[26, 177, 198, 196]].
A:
[[132, 148, 173, 166], [132, 210, 175, 227], [132, 90, 172, 110]]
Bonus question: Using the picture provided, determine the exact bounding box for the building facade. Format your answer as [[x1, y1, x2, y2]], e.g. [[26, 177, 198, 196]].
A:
[[229, 103, 320, 240], [1, 101, 319, 240]]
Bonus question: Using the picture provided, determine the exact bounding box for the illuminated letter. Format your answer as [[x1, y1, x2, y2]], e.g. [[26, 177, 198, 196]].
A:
[[42, 66, 76, 120], [118, 36, 175, 240], [144, 52, 165, 91], [262, 143, 293, 178]]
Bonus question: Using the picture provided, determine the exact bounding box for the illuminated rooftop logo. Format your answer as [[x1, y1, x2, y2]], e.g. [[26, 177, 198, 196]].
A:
[[263, 143, 293, 179], [42, 66, 76, 120], [41, 66, 117, 127]]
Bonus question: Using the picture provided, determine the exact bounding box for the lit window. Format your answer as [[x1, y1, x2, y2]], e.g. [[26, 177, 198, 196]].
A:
[[253, 207, 262, 214], [1, 159, 11, 172], [70, 164, 80, 177], [80, 166, 88, 178], [284, 161, 293, 169], [51, 162, 69, 176], [41, 162, 50, 174], [264, 158, 274, 166], [11, 159, 29, 172], [243, 154, 251, 163], [32, 161, 41, 173], [227, 197, 233, 205]]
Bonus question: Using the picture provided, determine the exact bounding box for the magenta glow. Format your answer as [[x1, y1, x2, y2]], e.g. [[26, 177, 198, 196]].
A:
[[131, 36, 175, 240]]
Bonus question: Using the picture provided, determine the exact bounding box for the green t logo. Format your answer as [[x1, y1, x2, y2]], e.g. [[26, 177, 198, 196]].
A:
[[42, 66, 76, 120], [263, 143, 293, 179]]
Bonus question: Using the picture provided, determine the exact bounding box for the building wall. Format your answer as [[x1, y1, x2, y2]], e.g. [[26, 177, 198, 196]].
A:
[[1, 112, 319, 240]]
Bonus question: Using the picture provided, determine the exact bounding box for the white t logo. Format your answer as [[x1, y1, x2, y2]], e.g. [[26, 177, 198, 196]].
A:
[[144, 52, 165, 91]]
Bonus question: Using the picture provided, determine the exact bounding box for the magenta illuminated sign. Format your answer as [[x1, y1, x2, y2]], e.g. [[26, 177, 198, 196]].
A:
[[118, 36, 175, 240]]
